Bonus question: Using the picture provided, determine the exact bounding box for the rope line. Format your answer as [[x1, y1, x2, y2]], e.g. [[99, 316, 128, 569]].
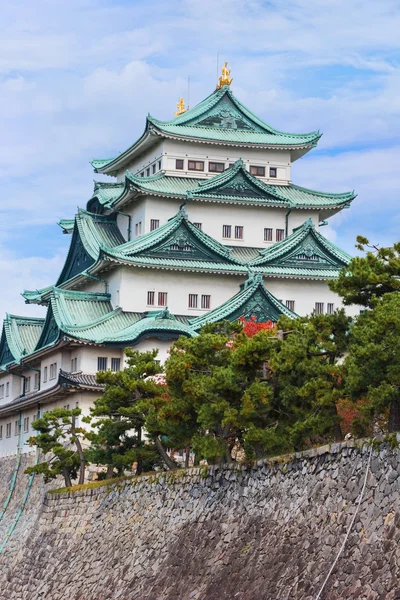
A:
[[315, 444, 373, 600]]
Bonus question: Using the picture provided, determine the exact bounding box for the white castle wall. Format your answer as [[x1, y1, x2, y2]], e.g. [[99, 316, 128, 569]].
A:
[[117, 139, 292, 185]]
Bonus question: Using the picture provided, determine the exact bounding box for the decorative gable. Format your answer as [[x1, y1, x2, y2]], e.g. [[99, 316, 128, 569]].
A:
[[280, 234, 341, 268], [56, 227, 95, 286], [35, 308, 60, 351], [195, 95, 257, 131], [0, 331, 15, 367]]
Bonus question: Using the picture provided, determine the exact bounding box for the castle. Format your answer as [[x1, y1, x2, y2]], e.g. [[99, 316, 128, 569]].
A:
[[0, 66, 358, 454]]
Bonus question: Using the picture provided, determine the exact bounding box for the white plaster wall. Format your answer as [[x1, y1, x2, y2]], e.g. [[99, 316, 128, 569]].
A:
[[114, 196, 321, 250], [263, 277, 360, 317], [77, 346, 124, 374], [118, 267, 245, 315], [117, 139, 292, 184], [116, 142, 165, 181], [130, 338, 172, 365], [0, 372, 20, 406]]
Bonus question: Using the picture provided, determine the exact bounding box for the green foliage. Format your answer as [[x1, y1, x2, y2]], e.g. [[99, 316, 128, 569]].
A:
[[25, 408, 85, 487], [271, 310, 351, 448], [345, 293, 400, 432], [85, 348, 168, 474], [330, 236, 400, 307]]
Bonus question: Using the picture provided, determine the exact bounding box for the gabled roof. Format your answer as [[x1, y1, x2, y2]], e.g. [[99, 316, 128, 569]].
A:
[[56, 209, 125, 287], [103, 164, 355, 213], [0, 314, 44, 369], [86, 181, 125, 212], [91, 87, 321, 175], [34, 288, 196, 352], [249, 218, 351, 278], [102, 208, 247, 274], [191, 274, 297, 331], [188, 159, 355, 209]]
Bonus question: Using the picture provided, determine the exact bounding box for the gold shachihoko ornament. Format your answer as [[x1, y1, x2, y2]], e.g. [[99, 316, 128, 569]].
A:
[[217, 62, 233, 89], [174, 98, 186, 116]]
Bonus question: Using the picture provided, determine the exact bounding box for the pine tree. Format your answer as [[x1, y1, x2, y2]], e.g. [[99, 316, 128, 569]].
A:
[[26, 408, 85, 488], [345, 293, 400, 432], [330, 236, 400, 307]]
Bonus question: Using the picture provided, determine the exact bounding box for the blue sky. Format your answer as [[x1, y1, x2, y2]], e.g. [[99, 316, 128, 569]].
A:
[[1, 0, 400, 317]]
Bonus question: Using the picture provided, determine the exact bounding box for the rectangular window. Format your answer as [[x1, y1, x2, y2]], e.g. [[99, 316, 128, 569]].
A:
[[327, 303, 335, 315], [188, 160, 204, 171], [6, 423, 11, 438], [25, 376, 31, 393], [158, 292, 168, 307], [71, 357, 78, 372], [5, 382, 9, 397], [24, 417, 29, 433], [34, 373, 39, 390], [158, 160, 162, 170], [176, 159, 184, 170], [135, 222, 142, 237], [150, 219, 160, 231], [43, 366, 47, 383], [269, 167, 277, 178], [286, 300, 295, 311], [276, 229, 285, 242], [49, 363, 57, 380], [146, 168, 150, 177], [97, 357, 108, 371], [147, 291, 155, 306], [315, 302, 324, 315], [152, 164, 156, 174], [209, 162, 225, 173], [0, 426, 2, 439], [140, 172, 144, 178], [264, 228, 273, 242], [201, 295, 211, 309], [250, 165, 265, 177], [63, 404, 70, 411], [111, 358, 121, 372], [188, 294, 198, 308], [234, 226, 243, 240], [14, 420, 19, 436], [222, 225, 232, 238], [193, 222, 202, 231], [0, 385, 3, 399]]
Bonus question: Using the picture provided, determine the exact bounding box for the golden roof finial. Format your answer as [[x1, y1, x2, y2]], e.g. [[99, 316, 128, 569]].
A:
[[217, 62, 233, 90], [174, 97, 186, 116]]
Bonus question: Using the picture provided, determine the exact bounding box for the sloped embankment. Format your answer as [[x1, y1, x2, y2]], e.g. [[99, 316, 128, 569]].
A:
[[0, 440, 399, 599]]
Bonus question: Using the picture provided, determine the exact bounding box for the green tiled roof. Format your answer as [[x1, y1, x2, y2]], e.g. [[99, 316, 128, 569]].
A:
[[35, 288, 196, 351], [89, 181, 125, 207], [22, 285, 54, 305], [148, 87, 320, 147], [91, 87, 321, 175], [250, 218, 351, 278], [104, 163, 355, 211], [126, 172, 200, 198], [103, 208, 247, 273], [58, 219, 75, 234], [191, 273, 296, 330], [188, 159, 355, 209], [0, 315, 44, 368]]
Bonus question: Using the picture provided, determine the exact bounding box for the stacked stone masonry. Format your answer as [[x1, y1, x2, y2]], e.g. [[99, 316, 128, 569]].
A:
[[0, 439, 399, 599]]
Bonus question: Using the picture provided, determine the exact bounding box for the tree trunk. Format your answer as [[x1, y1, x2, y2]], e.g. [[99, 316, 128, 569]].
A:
[[136, 427, 143, 476], [71, 415, 85, 485], [106, 465, 114, 479], [154, 436, 177, 470], [185, 447, 190, 468], [388, 399, 400, 432], [63, 467, 72, 488]]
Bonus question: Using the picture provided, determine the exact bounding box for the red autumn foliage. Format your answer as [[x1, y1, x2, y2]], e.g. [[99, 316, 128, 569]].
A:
[[238, 315, 275, 337]]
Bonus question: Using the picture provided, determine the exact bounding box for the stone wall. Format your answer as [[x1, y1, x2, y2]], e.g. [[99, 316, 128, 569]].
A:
[[0, 439, 399, 599]]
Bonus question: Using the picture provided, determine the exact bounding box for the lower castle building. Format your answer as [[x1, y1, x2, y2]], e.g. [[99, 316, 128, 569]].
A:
[[0, 71, 359, 455]]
